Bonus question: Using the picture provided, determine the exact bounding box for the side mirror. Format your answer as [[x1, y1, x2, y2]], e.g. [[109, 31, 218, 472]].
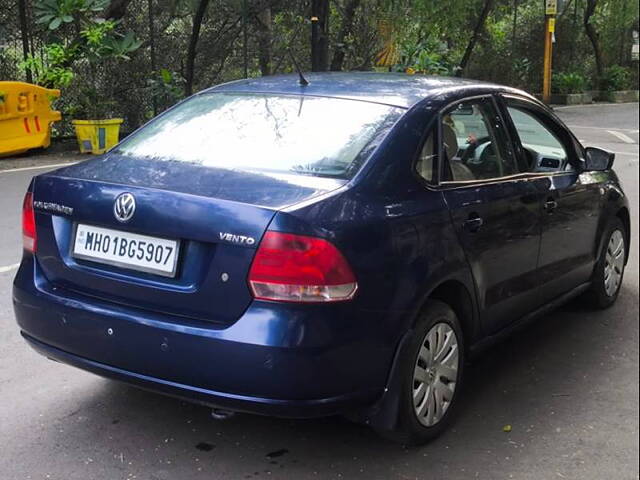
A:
[[584, 147, 615, 171]]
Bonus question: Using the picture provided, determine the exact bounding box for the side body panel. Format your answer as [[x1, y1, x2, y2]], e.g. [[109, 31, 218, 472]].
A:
[[495, 94, 607, 303], [537, 171, 603, 303], [443, 178, 546, 334]]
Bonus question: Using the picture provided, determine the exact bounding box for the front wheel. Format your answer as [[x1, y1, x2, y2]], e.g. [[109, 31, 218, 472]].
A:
[[588, 217, 627, 309], [377, 300, 464, 445]]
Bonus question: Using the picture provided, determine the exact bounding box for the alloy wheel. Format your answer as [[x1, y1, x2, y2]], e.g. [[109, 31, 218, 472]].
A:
[[412, 322, 460, 427], [604, 229, 625, 297]]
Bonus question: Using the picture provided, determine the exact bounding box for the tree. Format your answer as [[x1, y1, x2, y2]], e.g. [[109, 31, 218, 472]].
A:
[[18, 0, 32, 83], [5, 0, 637, 137], [311, 0, 330, 71], [147, 0, 158, 114], [331, 0, 360, 71], [458, 0, 495, 75], [255, 2, 273, 76], [185, 0, 211, 96], [584, 0, 605, 82]]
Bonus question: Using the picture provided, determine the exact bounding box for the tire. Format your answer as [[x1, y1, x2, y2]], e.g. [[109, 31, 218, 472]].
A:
[[587, 217, 627, 309], [377, 300, 465, 445]]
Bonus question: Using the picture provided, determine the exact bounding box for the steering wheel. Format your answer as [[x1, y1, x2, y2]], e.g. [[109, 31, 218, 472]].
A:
[[460, 135, 492, 164]]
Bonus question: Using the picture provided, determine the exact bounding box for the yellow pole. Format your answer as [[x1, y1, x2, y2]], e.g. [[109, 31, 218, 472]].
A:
[[542, 15, 554, 104]]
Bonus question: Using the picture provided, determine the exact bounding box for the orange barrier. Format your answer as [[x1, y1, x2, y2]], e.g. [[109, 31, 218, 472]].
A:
[[0, 81, 61, 157]]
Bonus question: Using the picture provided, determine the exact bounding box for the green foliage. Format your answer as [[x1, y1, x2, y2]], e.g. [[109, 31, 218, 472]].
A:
[[65, 83, 117, 119], [81, 22, 142, 60], [146, 69, 184, 115], [103, 31, 143, 60], [552, 72, 587, 94], [19, 44, 75, 89], [81, 20, 116, 49], [35, 0, 109, 30], [512, 58, 533, 88], [600, 65, 633, 91], [29, 0, 142, 119], [5, 0, 638, 136], [394, 38, 459, 76]]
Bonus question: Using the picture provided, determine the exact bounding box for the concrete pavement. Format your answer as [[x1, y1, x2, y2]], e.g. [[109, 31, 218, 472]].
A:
[[0, 103, 638, 480]]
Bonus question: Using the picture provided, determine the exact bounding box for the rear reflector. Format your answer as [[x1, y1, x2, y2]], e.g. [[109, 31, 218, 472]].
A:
[[248, 232, 357, 303], [22, 191, 37, 253]]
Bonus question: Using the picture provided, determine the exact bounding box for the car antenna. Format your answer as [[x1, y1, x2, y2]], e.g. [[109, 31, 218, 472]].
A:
[[288, 50, 309, 87]]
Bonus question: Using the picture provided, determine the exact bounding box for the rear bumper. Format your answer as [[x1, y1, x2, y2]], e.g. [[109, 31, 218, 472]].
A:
[[13, 256, 392, 418], [21, 333, 376, 417]]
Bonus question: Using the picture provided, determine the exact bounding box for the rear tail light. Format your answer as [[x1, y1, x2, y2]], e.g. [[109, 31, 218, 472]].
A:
[[22, 191, 36, 253], [248, 232, 357, 303]]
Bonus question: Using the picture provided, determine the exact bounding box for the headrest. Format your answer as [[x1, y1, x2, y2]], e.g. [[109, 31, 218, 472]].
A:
[[442, 123, 458, 160]]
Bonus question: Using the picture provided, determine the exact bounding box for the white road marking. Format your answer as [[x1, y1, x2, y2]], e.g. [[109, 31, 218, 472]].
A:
[[613, 150, 638, 155], [606, 130, 636, 144], [592, 148, 638, 156], [554, 102, 636, 110], [0, 263, 19, 274], [567, 125, 639, 133], [0, 162, 78, 175]]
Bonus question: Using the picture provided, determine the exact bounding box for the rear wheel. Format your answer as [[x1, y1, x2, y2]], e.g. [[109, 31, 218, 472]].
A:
[[377, 300, 464, 445], [588, 217, 627, 309]]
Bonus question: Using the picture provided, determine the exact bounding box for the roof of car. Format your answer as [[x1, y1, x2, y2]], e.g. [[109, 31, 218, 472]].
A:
[[205, 72, 525, 109]]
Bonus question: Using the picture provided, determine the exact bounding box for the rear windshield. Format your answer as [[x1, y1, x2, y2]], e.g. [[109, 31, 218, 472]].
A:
[[114, 93, 402, 179]]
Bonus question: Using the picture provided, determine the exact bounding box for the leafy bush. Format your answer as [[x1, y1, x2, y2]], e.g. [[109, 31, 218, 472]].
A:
[[552, 72, 587, 94], [600, 65, 633, 92], [393, 39, 459, 76], [146, 69, 185, 116], [24, 0, 142, 119], [19, 44, 75, 89]]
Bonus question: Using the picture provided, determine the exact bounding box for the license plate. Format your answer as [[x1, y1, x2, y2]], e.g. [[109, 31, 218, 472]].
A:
[[72, 224, 180, 277]]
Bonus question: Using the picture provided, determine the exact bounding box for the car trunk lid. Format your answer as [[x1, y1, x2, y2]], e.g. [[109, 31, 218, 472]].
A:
[[31, 155, 345, 325]]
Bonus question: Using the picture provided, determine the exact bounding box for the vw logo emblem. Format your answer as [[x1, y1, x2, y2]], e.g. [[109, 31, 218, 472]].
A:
[[113, 193, 136, 222]]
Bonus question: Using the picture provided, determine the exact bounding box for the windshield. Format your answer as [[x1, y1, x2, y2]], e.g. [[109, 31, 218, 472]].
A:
[[114, 93, 402, 179]]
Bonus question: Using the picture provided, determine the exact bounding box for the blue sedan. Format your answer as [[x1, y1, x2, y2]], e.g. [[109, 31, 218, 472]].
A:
[[13, 73, 630, 444]]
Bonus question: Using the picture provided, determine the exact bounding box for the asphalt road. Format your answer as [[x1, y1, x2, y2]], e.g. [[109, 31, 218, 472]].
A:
[[0, 103, 638, 480]]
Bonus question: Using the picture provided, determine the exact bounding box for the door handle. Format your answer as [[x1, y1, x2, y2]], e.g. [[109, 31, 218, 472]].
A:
[[463, 215, 483, 233], [544, 198, 558, 213]]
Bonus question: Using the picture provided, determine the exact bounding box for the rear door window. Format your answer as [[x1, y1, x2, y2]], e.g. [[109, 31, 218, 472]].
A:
[[415, 129, 437, 183], [440, 98, 518, 182]]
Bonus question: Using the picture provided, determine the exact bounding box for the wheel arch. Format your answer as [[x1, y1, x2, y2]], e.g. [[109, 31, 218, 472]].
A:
[[616, 206, 631, 264], [363, 277, 479, 433], [426, 279, 478, 350]]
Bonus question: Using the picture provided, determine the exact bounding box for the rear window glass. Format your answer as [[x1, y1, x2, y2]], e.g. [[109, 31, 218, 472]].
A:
[[114, 93, 402, 179]]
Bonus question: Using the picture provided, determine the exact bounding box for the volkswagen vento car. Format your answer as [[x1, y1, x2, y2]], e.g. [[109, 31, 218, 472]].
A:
[[13, 73, 630, 444]]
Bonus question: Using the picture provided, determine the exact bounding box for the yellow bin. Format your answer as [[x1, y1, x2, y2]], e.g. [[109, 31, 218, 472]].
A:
[[72, 118, 123, 154], [0, 81, 61, 157]]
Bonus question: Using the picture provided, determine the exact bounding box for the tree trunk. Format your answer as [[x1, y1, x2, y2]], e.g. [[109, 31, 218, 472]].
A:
[[104, 0, 134, 20], [242, 0, 248, 77], [457, 0, 494, 76], [330, 0, 360, 71], [18, 0, 32, 83], [510, 0, 518, 83], [255, 4, 273, 76], [568, 0, 578, 67], [584, 0, 604, 82], [147, 0, 157, 114], [311, 0, 330, 72], [511, 0, 518, 52], [185, 0, 211, 96]]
